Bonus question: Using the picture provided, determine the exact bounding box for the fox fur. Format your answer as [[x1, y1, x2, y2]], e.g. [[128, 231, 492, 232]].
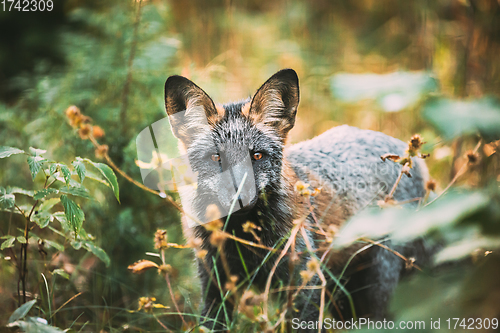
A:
[[164, 69, 429, 331]]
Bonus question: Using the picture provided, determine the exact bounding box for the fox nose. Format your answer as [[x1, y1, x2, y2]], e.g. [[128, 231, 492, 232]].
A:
[[222, 155, 257, 211]]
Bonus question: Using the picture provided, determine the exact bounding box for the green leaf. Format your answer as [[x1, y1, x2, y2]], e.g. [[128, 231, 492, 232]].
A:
[[7, 317, 65, 332], [83, 241, 110, 267], [330, 71, 438, 112], [44, 239, 64, 252], [34, 188, 58, 200], [49, 163, 57, 176], [52, 212, 67, 226], [27, 156, 46, 181], [70, 240, 82, 250], [83, 159, 120, 202], [60, 165, 71, 186], [82, 169, 109, 186], [31, 211, 53, 228], [7, 187, 34, 197], [8, 299, 37, 323], [58, 185, 92, 199], [334, 191, 490, 248], [1, 236, 15, 250], [0, 193, 15, 209], [423, 97, 500, 140], [28, 147, 47, 156], [0, 146, 25, 159], [39, 198, 60, 212], [17, 236, 26, 244], [72, 158, 86, 183], [52, 268, 70, 279], [60, 195, 85, 236], [435, 234, 500, 264]]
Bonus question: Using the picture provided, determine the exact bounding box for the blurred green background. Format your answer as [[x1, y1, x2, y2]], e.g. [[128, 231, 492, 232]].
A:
[[1, 0, 500, 332]]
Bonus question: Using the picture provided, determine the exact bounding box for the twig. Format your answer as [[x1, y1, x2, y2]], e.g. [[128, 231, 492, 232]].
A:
[[425, 139, 482, 207], [262, 221, 301, 319], [50, 292, 83, 319], [300, 227, 326, 333], [359, 237, 422, 272], [387, 162, 408, 199], [152, 312, 173, 333], [165, 273, 188, 328], [88, 135, 183, 212], [224, 234, 276, 252]]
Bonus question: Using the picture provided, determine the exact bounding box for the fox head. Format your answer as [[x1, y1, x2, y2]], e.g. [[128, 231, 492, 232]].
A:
[[164, 69, 299, 220]]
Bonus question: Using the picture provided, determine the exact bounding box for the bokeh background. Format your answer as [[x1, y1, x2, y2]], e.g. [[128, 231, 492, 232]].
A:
[[1, 0, 500, 331]]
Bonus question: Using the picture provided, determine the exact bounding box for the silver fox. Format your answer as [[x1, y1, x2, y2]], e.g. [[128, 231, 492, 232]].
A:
[[163, 69, 429, 331]]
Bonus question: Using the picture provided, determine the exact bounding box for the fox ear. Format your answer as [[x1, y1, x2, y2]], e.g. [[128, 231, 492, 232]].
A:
[[248, 69, 299, 138], [164, 76, 221, 143]]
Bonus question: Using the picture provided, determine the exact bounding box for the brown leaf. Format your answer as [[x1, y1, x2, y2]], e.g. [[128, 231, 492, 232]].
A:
[[380, 153, 401, 162], [128, 260, 159, 274]]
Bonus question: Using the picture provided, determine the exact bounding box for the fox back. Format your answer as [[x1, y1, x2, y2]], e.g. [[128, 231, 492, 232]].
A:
[[164, 69, 429, 331]]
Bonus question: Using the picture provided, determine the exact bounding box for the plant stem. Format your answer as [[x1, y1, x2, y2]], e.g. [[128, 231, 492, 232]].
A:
[[165, 272, 188, 328], [387, 162, 408, 199], [88, 135, 183, 212]]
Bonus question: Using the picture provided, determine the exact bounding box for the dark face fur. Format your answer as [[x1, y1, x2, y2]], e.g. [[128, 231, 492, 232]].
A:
[[164, 69, 299, 220]]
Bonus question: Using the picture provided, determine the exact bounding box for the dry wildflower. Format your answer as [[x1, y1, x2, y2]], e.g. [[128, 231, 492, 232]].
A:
[[225, 275, 239, 292], [205, 204, 221, 222], [154, 229, 168, 250], [398, 156, 413, 168], [466, 150, 479, 165], [188, 237, 203, 249], [426, 179, 437, 192], [405, 257, 416, 271], [95, 144, 109, 159], [311, 187, 322, 197], [294, 181, 309, 193], [204, 219, 223, 232], [300, 270, 315, 283], [242, 221, 261, 233], [419, 153, 430, 159], [137, 297, 169, 312], [239, 290, 263, 320], [128, 260, 159, 274], [196, 249, 208, 259], [301, 188, 312, 197], [306, 258, 319, 272], [210, 230, 227, 247], [408, 134, 425, 152], [92, 125, 105, 139], [158, 264, 172, 275], [78, 124, 92, 140], [65, 105, 81, 120], [325, 224, 338, 243], [138, 297, 155, 311]]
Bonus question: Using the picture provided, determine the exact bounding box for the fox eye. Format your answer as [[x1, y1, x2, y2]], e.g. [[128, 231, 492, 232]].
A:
[[211, 154, 221, 162], [253, 152, 263, 161]]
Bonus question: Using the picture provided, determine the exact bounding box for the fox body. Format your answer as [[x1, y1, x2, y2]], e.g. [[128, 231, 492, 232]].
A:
[[163, 69, 428, 331]]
